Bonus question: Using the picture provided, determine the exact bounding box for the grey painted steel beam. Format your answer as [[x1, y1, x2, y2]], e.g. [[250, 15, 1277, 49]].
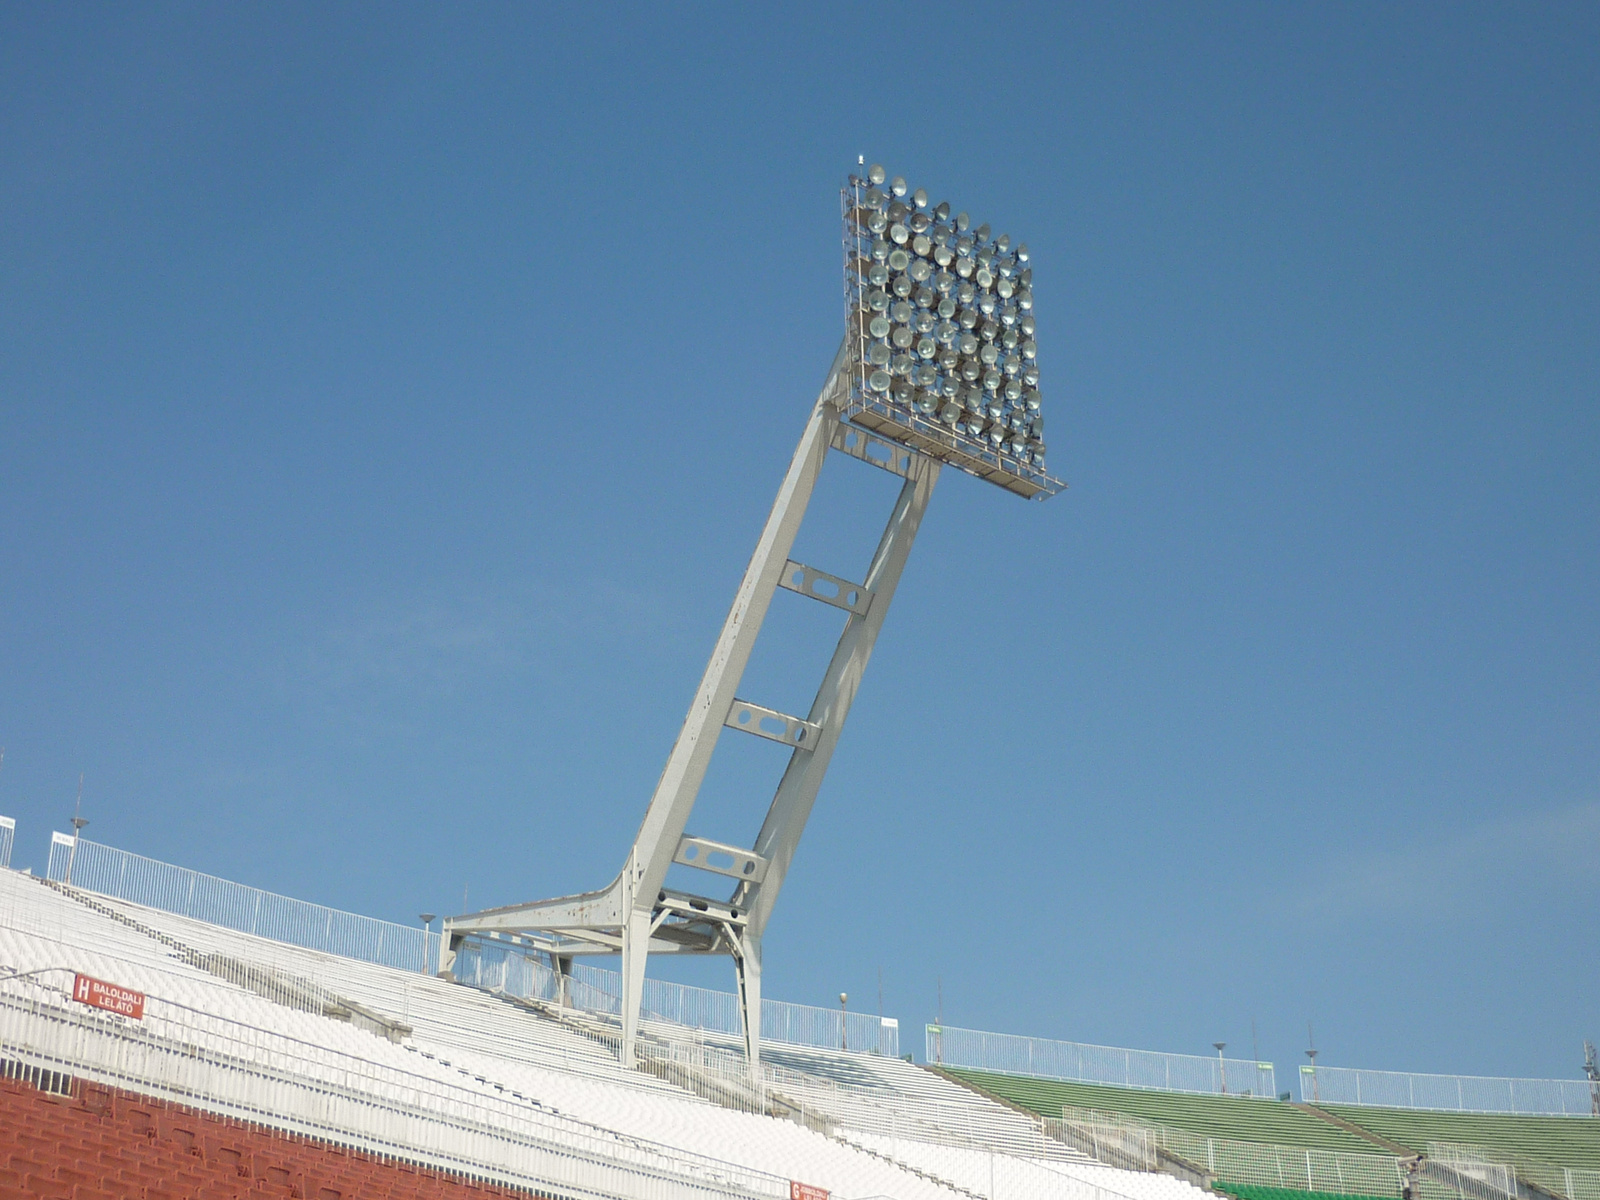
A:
[[673, 836, 769, 884], [723, 699, 822, 749], [828, 422, 916, 478], [732, 454, 940, 940], [777, 560, 873, 616]]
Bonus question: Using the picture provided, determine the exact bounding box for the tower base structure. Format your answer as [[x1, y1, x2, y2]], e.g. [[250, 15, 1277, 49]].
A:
[[440, 340, 941, 1083]]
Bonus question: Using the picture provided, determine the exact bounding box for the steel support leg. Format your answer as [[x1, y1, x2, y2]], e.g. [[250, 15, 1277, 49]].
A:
[[436, 933, 460, 979], [620, 907, 651, 1069], [553, 954, 573, 1008], [735, 453, 941, 939], [734, 932, 763, 1087]]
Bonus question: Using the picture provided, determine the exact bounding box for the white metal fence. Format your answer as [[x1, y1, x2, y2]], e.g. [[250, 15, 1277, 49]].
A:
[[1300, 1063, 1600, 1116], [1426, 1144, 1520, 1198], [458, 938, 900, 1057], [0, 815, 13, 870], [46, 834, 441, 974], [929, 1024, 1277, 1098], [0, 965, 788, 1200], [1520, 1162, 1600, 1200], [46, 834, 900, 1058], [1426, 1143, 1600, 1200], [1055, 1105, 1410, 1195]]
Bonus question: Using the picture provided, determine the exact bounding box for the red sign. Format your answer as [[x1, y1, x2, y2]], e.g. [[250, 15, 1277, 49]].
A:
[[72, 974, 145, 1020], [790, 1184, 828, 1200]]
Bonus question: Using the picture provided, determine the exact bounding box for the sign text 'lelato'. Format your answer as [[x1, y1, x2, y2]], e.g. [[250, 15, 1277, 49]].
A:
[[72, 974, 146, 1020]]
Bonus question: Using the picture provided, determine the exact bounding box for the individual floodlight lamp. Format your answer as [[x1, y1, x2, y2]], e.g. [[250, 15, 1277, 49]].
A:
[[843, 166, 1063, 499]]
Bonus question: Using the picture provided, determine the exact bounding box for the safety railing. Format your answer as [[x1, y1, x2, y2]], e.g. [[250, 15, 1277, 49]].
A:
[[1426, 1144, 1520, 1198], [1044, 1113, 1158, 1172], [1556, 1168, 1600, 1200], [929, 1024, 1277, 1098], [457, 938, 900, 1056], [45, 834, 441, 975], [1057, 1105, 1411, 1197], [1300, 1063, 1600, 1115], [1428, 1143, 1600, 1200], [0, 965, 789, 1200], [0, 815, 13, 870]]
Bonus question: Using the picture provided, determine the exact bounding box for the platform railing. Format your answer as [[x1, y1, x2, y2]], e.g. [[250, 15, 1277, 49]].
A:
[[45, 834, 440, 975], [929, 1024, 1277, 1098], [456, 937, 899, 1057], [0, 966, 788, 1200], [0, 816, 13, 871], [1301, 1063, 1600, 1116]]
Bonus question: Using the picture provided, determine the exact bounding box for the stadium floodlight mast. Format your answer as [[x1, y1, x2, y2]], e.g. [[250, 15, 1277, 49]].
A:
[[436, 162, 1063, 1083]]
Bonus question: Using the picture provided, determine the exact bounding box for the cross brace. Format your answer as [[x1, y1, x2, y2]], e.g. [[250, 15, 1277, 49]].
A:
[[439, 339, 940, 1082]]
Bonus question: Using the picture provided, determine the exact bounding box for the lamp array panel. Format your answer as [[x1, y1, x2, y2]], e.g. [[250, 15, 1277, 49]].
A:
[[839, 164, 1063, 500]]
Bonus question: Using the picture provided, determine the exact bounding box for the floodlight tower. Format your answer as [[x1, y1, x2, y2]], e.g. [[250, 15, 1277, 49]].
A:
[[438, 164, 1062, 1082]]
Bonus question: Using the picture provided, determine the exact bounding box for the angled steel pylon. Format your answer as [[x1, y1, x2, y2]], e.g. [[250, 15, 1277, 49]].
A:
[[439, 339, 940, 1081]]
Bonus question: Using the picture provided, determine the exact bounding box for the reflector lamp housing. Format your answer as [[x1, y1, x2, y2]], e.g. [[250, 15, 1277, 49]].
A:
[[840, 165, 1062, 499]]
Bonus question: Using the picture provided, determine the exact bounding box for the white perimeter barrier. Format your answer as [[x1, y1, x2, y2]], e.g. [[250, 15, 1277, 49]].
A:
[[47, 834, 440, 975], [0, 816, 13, 871], [929, 1024, 1277, 1098], [1300, 1063, 1600, 1116]]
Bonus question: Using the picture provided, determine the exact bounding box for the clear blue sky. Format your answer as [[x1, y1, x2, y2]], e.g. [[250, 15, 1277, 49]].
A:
[[2, 4, 1596, 1082]]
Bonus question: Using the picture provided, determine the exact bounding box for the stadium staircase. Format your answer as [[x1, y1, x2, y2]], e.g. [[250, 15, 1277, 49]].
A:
[[0, 866, 1218, 1200]]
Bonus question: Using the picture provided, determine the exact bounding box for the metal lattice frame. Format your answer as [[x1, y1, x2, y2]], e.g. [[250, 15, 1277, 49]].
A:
[[439, 339, 941, 1080]]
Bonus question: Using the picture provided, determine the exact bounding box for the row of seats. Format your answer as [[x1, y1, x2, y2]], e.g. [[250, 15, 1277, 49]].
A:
[[848, 1132, 1213, 1200], [1, 891, 776, 1198], [2, 864, 1336, 1200], [1212, 1186, 1393, 1200], [0, 870, 1025, 1200], [41, 872, 1092, 1170], [0, 1073, 537, 1200]]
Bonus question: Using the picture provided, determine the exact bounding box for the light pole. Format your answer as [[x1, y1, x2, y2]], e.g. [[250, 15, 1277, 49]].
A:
[[65, 817, 88, 884], [1214, 1042, 1228, 1094], [1585, 1041, 1599, 1116], [840, 992, 848, 1051], [419, 914, 436, 975], [65, 773, 87, 885]]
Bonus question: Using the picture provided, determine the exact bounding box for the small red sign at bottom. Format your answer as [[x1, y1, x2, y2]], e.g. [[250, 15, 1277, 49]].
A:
[[791, 1183, 829, 1200], [73, 974, 146, 1020]]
